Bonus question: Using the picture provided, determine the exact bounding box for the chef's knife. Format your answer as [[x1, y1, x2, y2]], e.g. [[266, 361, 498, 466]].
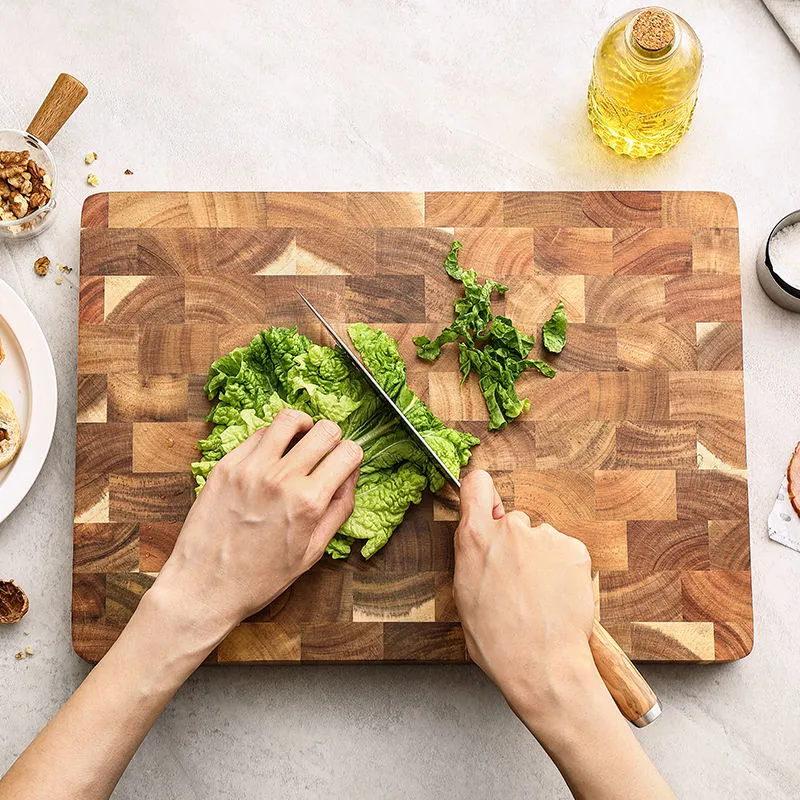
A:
[[295, 289, 461, 489], [296, 290, 661, 726]]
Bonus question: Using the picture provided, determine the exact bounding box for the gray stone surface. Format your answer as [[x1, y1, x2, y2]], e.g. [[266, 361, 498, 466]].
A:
[[1, 0, 799, 796]]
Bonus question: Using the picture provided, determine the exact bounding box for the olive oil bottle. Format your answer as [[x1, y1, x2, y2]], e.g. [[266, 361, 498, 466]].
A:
[[588, 7, 703, 158]]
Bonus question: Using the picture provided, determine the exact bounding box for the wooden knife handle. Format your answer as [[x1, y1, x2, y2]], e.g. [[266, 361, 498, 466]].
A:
[[589, 619, 662, 727], [28, 73, 87, 144]]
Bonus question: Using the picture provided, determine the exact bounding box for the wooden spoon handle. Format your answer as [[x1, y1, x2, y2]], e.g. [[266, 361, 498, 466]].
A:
[[589, 619, 662, 727], [27, 73, 87, 144]]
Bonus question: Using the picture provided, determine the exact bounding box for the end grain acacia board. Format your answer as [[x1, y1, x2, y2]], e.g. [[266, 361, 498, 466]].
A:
[[73, 191, 752, 664]]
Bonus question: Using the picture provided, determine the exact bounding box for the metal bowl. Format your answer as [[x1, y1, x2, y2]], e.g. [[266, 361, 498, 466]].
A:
[[757, 209, 800, 313]]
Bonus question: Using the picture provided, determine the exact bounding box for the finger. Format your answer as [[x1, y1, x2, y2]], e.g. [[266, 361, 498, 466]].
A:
[[491, 485, 505, 520], [281, 419, 343, 475], [459, 470, 497, 527], [218, 425, 268, 467], [308, 467, 360, 556], [505, 509, 532, 528], [253, 408, 313, 463], [309, 438, 364, 500]]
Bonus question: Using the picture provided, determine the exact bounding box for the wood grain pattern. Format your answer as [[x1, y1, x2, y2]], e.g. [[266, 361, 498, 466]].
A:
[[74, 191, 751, 663]]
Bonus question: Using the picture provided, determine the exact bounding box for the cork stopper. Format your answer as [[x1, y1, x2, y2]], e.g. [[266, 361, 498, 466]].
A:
[[632, 8, 675, 51]]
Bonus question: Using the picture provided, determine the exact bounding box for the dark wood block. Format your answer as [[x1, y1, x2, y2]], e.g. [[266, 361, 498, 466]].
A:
[[300, 623, 383, 661], [297, 227, 376, 275], [139, 522, 182, 571], [79, 276, 104, 323], [74, 524, 139, 573], [138, 324, 219, 375], [708, 520, 750, 571], [109, 473, 194, 522], [76, 423, 132, 474], [217, 228, 295, 276], [383, 623, 466, 661]]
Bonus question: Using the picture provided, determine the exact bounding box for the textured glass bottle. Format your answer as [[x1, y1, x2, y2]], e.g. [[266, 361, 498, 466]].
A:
[[588, 7, 703, 158]]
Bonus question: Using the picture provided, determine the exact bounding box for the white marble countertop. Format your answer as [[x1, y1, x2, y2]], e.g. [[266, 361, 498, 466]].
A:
[[2, 0, 800, 797]]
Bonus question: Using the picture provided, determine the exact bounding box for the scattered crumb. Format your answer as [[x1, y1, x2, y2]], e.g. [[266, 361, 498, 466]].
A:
[[14, 651, 23, 660], [57, 263, 72, 274], [124, 169, 133, 175], [55, 276, 63, 286], [34, 256, 50, 276], [23, 630, 29, 636], [87, 173, 100, 187], [24, 646, 33, 656], [85, 152, 97, 164], [167, 437, 175, 448]]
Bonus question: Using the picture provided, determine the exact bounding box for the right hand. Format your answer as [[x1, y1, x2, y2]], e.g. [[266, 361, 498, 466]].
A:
[[454, 470, 598, 723]]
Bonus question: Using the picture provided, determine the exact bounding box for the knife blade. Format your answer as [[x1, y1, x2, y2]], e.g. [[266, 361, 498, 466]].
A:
[[295, 289, 461, 490]]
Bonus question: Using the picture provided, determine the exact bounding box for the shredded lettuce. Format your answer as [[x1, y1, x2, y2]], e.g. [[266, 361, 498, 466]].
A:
[[414, 241, 564, 431], [191, 324, 478, 560]]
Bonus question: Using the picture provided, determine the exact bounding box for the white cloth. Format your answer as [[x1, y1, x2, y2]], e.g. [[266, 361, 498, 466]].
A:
[[763, 0, 800, 52]]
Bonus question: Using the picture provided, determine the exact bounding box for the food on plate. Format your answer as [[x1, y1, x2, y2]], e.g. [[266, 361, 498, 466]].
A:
[[787, 441, 800, 517], [34, 256, 50, 276], [413, 241, 566, 431], [0, 150, 52, 222], [0, 580, 29, 624], [0, 390, 21, 469], [192, 324, 478, 560]]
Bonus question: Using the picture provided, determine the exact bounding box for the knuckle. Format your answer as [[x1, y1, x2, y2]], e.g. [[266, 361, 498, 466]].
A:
[[338, 438, 363, 462], [315, 419, 342, 444], [296, 488, 323, 518], [506, 510, 531, 527]]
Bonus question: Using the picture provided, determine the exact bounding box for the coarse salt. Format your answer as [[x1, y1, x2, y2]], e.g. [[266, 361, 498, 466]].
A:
[[770, 222, 800, 288]]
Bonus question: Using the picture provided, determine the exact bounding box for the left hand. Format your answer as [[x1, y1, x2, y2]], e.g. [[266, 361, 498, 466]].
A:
[[152, 409, 362, 648]]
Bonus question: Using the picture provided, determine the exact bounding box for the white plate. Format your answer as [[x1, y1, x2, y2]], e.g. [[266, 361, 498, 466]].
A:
[[0, 278, 57, 524]]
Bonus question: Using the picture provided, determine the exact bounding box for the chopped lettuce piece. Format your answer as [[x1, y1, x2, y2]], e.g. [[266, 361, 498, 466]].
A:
[[542, 300, 567, 353]]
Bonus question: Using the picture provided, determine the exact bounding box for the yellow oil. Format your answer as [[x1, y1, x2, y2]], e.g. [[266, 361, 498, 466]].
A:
[[588, 7, 703, 158]]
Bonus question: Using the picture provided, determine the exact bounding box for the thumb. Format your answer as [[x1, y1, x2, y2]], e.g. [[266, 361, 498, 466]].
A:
[[459, 470, 499, 526]]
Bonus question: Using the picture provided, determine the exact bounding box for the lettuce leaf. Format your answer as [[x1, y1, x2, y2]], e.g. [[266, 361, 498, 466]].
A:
[[415, 240, 564, 430], [192, 324, 478, 560], [542, 300, 567, 353]]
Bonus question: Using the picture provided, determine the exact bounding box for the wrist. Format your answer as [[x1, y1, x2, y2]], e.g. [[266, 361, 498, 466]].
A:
[[124, 578, 235, 676], [503, 643, 621, 742]]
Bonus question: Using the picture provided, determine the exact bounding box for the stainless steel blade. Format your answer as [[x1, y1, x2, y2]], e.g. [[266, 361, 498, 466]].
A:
[[295, 289, 461, 490]]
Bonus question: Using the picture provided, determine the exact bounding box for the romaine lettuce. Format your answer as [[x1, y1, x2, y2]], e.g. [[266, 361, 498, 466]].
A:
[[192, 324, 478, 560]]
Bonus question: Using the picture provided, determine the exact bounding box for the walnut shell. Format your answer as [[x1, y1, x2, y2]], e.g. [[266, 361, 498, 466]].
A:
[[788, 443, 800, 519], [0, 580, 29, 624]]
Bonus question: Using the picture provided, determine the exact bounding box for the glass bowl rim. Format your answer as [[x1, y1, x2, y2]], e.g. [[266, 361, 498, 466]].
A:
[[0, 129, 58, 229]]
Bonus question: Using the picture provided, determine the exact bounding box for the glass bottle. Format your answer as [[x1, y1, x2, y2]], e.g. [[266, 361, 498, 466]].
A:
[[588, 7, 703, 158]]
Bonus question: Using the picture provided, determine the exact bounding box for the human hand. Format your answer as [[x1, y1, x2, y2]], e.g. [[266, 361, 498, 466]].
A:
[[152, 409, 362, 650], [454, 470, 599, 726]]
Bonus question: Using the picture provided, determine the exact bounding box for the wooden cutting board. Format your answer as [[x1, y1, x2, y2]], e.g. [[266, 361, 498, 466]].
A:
[[73, 191, 752, 664]]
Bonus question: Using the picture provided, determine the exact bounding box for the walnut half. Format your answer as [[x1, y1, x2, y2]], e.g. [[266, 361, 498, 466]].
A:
[[0, 580, 29, 624]]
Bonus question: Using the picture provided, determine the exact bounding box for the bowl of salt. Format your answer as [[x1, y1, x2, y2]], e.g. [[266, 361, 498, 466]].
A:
[[758, 210, 800, 312]]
